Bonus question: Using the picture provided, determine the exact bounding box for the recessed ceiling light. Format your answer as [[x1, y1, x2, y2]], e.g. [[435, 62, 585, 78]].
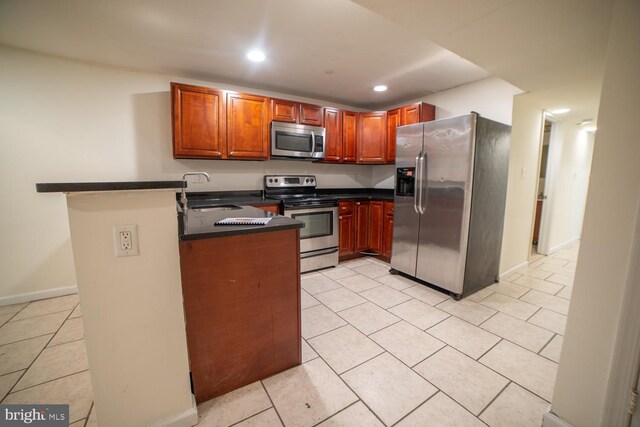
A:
[[550, 108, 570, 114], [246, 50, 266, 62], [373, 85, 388, 92]]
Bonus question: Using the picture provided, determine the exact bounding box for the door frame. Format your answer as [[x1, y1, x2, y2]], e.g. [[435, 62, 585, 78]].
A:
[[602, 205, 640, 426], [531, 114, 562, 257]]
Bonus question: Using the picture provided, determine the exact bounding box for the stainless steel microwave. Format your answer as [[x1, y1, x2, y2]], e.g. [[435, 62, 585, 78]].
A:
[[271, 122, 326, 160]]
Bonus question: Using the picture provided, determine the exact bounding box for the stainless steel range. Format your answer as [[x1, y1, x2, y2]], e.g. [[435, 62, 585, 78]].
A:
[[264, 175, 338, 273]]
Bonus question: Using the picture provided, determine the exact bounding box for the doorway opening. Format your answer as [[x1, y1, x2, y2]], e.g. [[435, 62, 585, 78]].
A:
[[531, 118, 555, 260]]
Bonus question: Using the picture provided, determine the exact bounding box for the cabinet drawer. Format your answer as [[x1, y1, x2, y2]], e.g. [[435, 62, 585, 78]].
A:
[[339, 201, 354, 214]]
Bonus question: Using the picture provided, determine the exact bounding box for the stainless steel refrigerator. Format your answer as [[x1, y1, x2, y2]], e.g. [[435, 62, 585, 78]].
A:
[[391, 113, 510, 299]]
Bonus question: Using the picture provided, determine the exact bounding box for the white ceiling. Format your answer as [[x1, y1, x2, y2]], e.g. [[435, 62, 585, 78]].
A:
[[0, 0, 492, 110], [0, 0, 614, 119], [353, 0, 615, 122]]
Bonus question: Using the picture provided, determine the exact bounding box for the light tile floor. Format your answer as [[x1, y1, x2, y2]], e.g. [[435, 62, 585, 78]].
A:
[[0, 243, 579, 427]]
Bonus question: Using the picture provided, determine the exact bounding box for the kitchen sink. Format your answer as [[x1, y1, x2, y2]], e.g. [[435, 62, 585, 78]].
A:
[[189, 204, 242, 212]]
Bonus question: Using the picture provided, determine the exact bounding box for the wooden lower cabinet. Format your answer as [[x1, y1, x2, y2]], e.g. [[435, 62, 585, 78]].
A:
[[354, 201, 369, 251], [339, 201, 355, 257], [179, 229, 301, 402], [368, 201, 384, 253], [383, 202, 394, 258], [252, 204, 280, 214], [339, 199, 394, 261]]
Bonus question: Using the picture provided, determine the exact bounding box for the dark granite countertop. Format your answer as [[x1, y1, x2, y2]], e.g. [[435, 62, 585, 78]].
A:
[[317, 188, 394, 201], [36, 181, 186, 193], [179, 205, 303, 240], [178, 188, 394, 207], [178, 190, 278, 208]]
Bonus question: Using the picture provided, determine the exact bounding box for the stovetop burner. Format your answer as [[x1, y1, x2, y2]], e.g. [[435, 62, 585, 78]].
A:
[[263, 175, 338, 208]]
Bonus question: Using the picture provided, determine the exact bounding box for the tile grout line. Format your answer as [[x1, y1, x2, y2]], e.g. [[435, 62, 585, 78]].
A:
[[259, 379, 287, 427], [309, 400, 361, 427], [83, 401, 93, 427], [304, 345, 388, 427], [476, 380, 511, 419], [227, 406, 274, 427], [3, 304, 80, 401]]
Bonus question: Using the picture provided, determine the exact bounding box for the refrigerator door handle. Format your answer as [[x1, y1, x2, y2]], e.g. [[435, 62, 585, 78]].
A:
[[419, 152, 428, 214], [414, 153, 421, 214]]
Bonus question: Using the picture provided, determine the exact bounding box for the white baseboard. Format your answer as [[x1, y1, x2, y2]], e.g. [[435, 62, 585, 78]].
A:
[[542, 411, 574, 427], [498, 261, 528, 281], [0, 285, 78, 307], [548, 238, 580, 255], [151, 395, 198, 427]]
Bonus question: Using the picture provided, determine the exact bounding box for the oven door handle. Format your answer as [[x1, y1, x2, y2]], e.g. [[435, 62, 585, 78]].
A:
[[300, 247, 339, 259]]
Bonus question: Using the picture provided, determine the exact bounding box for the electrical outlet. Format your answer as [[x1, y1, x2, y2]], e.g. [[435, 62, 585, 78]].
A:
[[113, 224, 139, 257]]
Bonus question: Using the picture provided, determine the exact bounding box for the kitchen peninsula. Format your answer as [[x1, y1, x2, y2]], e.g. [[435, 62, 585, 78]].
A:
[[178, 204, 303, 402], [35, 181, 304, 424]]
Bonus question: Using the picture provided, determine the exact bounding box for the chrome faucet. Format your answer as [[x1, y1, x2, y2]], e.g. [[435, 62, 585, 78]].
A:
[[181, 172, 211, 213]]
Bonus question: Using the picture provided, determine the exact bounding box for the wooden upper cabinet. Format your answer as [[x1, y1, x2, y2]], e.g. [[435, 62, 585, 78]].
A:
[[299, 103, 324, 126], [386, 108, 401, 164], [358, 111, 387, 164], [171, 83, 225, 159], [323, 108, 342, 162], [272, 99, 323, 126], [342, 110, 358, 163], [271, 98, 298, 123], [402, 102, 436, 125], [226, 93, 270, 160]]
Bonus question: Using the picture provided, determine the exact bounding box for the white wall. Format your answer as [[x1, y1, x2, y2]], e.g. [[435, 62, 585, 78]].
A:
[[0, 46, 371, 301], [550, 0, 640, 424], [499, 94, 545, 276], [372, 77, 522, 188], [541, 124, 594, 253]]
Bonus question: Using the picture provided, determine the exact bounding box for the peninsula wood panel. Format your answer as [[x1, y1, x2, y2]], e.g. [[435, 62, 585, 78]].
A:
[[171, 83, 225, 159], [179, 229, 301, 402]]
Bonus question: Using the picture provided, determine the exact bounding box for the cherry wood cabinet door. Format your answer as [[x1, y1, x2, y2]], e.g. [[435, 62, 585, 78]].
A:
[[358, 111, 387, 164], [402, 102, 436, 125], [299, 103, 324, 126], [354, 201, 369, 251], [323, 108, 342, 162], [383, 202, 394, 258], [171, 83, 225, 159], [271, 98, 298, 123], [252, 204, 280, 214], [386, 108, 401, 164], [342, 110, 358, 163], [368, 201, 384, 254], [226, 93, 270, 160], [339, 201, 355, 256]]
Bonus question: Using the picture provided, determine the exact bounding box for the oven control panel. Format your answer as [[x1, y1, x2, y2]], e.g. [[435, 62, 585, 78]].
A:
[[264, 175, 317, 188]]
